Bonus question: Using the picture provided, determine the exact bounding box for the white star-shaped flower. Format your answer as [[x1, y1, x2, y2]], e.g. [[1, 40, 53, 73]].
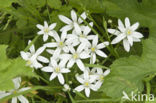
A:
[[41, 58, 70, 84], [94, 68, 110, 89], [66, 22, 95, 46], [74, 70, 97, 97], [58, 10, 86, 32], [44, 31, 69, 58], [60, 43, 90, 71], [0, 77, 30, 103], [108, 17, 143, 52], [20, 41, 49, 69], [86, 35, 109, 64], [36, 21, 56, 42]]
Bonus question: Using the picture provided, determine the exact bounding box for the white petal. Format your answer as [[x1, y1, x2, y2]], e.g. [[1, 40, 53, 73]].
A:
[[76, 59, 85, 71], [43, 34, 48, 42], [92, 35, 98, 46], [84, 70, 89, 79], [75, 85, 84, 92], [87, 35, 95, 40], [90, 53, 96, 64], [90, 84, 98, 91], [53, 48, 61, 58], [97, 42, 109, 49], [36, 24, 43, 30], [131, 22, 139, 31], [44, 43, 57, 48], [49, 23, 56, 30], [107, 29, 120, 35], [37, 56, 49, 63], [79, 51, 90, 59], [12, 97, 17, 103], [18, 95, 29, 103], [20, 51, 28, 60], [85, 88, 90, 97], [89, 75, 98, 83], [12, 77, 21, 89], [83, 22, 93, 35], [76, 76, 84, 84], [103, 69, 110, 76], [44, 21, 48, 28], [60, 25, 73, 32], [42, 66, 53, 72], [28, 40, 35, 53], [35, 46, 45, 55], [97, 68, 103, 74], [125, 17, 130, 28], [63, 46, 69, 53], [71, 10, 77, 22], [58, 15, 72, 24], [58, 74, 65, 84], [78, 12, 87, 24], [61, 68, 70, 73], [67, 59, 75, 68], [61, 31, 67, 41], [19, 87, 30, 92], [33, 61, 43, 69], [46, 49, 54, 54], [60, 54, 72, 61], [123, 39, 130, 52], [53, 32, 60, 42], [50, 73, 57, 81], [74, 22, 81, 35], [111, 34, 126, 44], [50, 59, 58, 67], [96, 50, 107, 58], [127, 36, 133, 46], [77, 43, 86, 53], [118, 19, 125, 32], [68, 45, 76, 53], [133, 37, 141, 42], [132, 32, 143, 38], [37, 31, 44, 35], [0, 92, 11, 99]]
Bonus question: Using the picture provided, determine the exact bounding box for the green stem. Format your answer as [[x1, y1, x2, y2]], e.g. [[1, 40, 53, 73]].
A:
[[24, 35, 40, 52], [46, 0, 52, 23], [68, 92, 76, 103], [85, 63, 109, 69]]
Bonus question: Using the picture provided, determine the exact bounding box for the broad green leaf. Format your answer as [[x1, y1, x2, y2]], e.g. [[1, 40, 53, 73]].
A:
[[0, 45, 37, 91], [0, 0, 17, 8]]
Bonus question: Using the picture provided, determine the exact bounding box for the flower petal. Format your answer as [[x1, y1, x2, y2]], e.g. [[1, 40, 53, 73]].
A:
[[20, 51, 29, 60], [83, 22, 93, 35], [44, 43, 57, 48], [58, 15, 72, 24], [36, 24, 43, 30], [79, 51, 90, 59], [74, 85, 84, 92], [76, 76, 84, 84], [125, 17, 130, 28], [71, 10, 77, 21], [50, 73, 57, 81], [85, 88, 90, 97], [111, 34, 126, 44], [60, 25, 73, 32], [107, 29, 120, 35], [127, 36, 133, 46], [35, 46, 45, 55], [42, 66, 53, 72], [78, 12, 87, 24], [12, 77, 21, 89], [103, 69, 110, 76], [43, 34, 48, 42], [37, 56, 49, 63], [132, 32, 144, 38], [77, 42, 86, 53], [76, 59, 85, 71], [19, 87, 31, 92], [49, 23, 56, 30], [61, 68, 70, 73], [97, 42, 109, 49], [12, 97, 17, 103], [50, 59, 58, 67], [44, 21, 48, 28], [74, 22, 82, 35], [18, 95, 29, 103], [96, 50, 107, 58], [53, 32, 60, 42], [123, 39, 130, 52], [67, 59, 75, 68], [131, 22, 139, 31], [58, 74, 65, 84], [92, 35, 98, 46], [118, 19, 125, 31]]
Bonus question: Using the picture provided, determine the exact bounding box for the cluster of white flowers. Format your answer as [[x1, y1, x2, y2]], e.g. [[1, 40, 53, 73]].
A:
[[19, 10, 144, 98], [0, 77, 30, 103]]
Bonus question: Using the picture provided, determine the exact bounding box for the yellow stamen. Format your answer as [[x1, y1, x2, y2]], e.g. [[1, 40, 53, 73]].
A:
[[13, 90, 17, 94], [44, 28, 49, 33], [84, 82, 89, 87], [55, 67, 60, 73], [100, 75, 104, 81], [26, 60, 32, 66], [59, 41, 64, 46], [80, 34, 85, 38], [91, 47, 95, 52], [127, 29, 131, 35], [73, 53, 78, 59]]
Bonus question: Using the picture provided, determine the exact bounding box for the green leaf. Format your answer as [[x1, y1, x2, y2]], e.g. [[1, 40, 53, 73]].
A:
[[47, 0, 62, 9], [0, 0, 17, 8], [0, 45, 37, 91]]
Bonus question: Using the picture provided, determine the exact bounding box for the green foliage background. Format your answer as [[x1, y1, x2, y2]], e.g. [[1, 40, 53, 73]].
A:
[[0, 0, 156, 102]]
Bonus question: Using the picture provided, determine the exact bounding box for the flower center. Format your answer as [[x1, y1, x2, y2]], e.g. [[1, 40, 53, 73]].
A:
[[84, 82, 90, 87], [99, 75, 104, 81], [44, 28, 49, 33], [59, 41, 64, 47], [55, 67, 60, 73], [73, 53, 79, 59], [79, 34, 86, 38], [91, 47, 96, 52], [13, 90, 17, 94], [26, 60, 32, 66], [126, 29, 132, 35]]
